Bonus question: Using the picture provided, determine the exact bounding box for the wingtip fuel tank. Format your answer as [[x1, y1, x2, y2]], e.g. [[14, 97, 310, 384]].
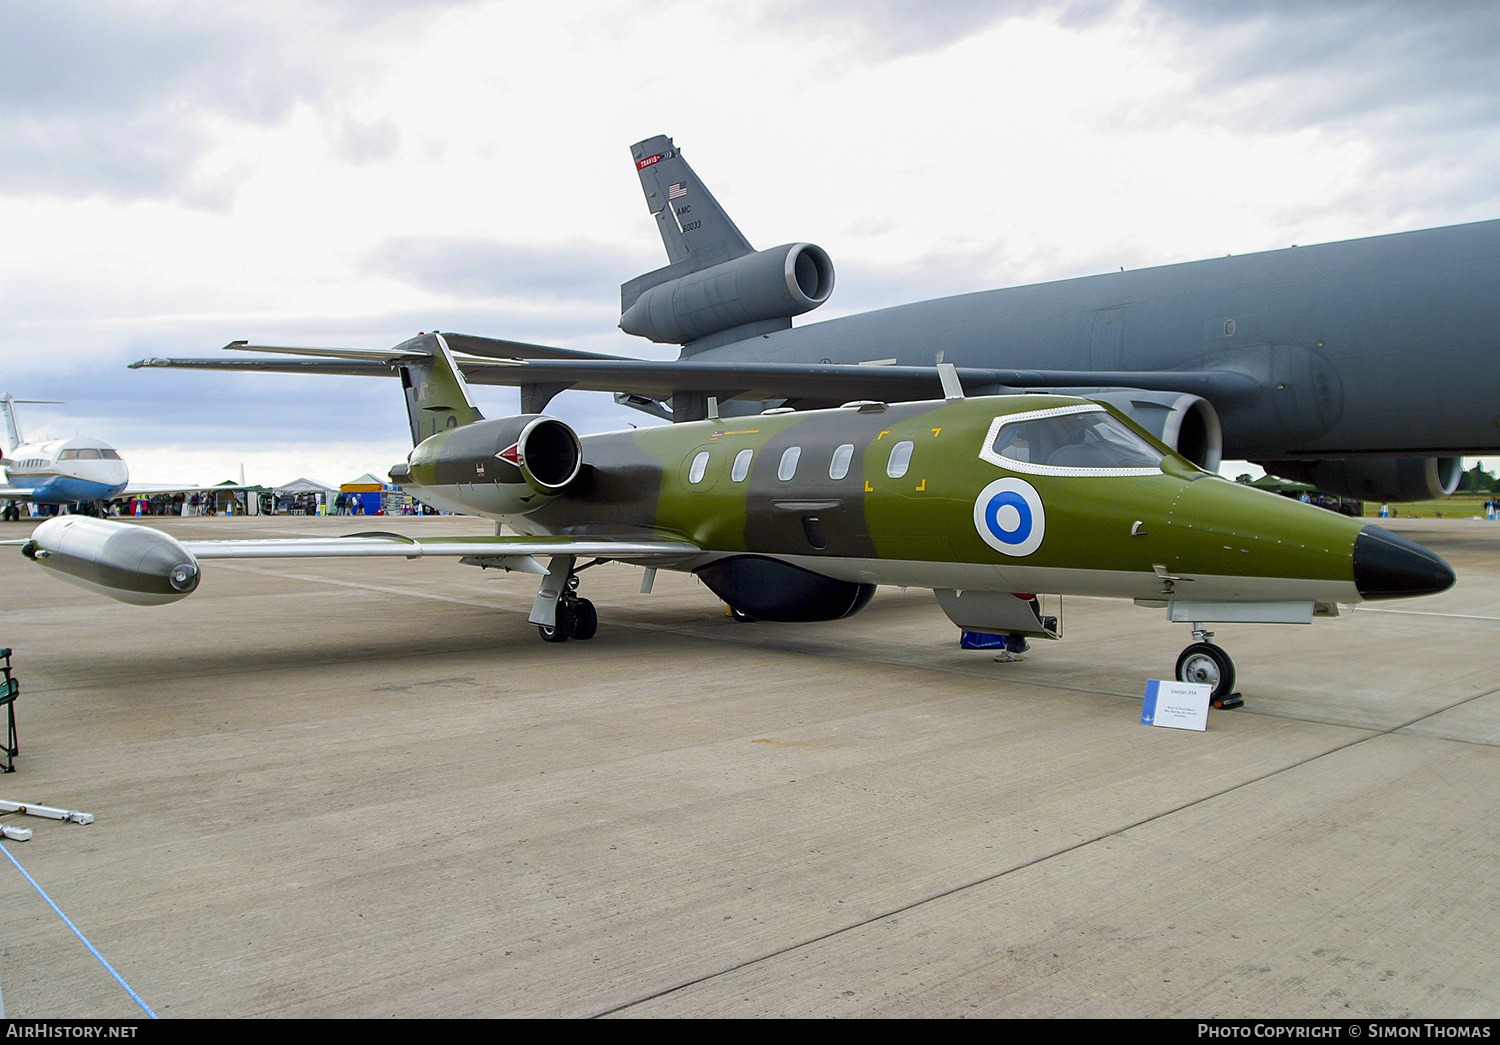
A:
[[21, 515, 200, 606]]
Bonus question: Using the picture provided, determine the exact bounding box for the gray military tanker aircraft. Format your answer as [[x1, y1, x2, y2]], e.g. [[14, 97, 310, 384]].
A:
[[133, 135, 1500, 504], [27, 336, 1454, 704]]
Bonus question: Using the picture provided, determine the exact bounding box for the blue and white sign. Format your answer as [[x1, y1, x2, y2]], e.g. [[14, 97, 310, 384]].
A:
[[972, 477, 1045, 556], [1141, 680, 1210, 731]]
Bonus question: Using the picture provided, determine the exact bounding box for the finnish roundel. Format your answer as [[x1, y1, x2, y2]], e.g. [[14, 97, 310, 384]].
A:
[[973, 478, 1045, 557]]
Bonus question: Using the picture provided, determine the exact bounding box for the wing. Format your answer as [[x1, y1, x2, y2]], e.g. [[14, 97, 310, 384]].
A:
[[123, 483, 260, 497], [182, 531, 700, 563], [0, 483, 38, 500], [22, 516, 703, 606], [131, 351, 1260, 414]]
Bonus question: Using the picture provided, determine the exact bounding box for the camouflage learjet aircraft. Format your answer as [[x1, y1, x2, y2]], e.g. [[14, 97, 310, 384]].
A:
[[21, 337, 1452, 703]]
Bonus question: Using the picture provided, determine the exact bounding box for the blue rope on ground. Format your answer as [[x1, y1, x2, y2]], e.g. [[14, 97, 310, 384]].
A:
[[0, 842, 158, 1019]]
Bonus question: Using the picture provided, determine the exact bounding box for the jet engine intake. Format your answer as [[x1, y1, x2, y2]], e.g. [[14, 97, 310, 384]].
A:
[[1261, 457, 1463, 502], [1080, 390, 1223, 472], [509, 416, 584, 494], [620, 243, 834, 345], [695, 556, 875, 622], [402, 414, 583, 517], [21, 515, 201, 606]]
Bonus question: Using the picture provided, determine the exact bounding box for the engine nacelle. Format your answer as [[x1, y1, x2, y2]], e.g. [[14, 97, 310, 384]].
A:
[[1080, 390, 1223, 472], [21, 516, 200, 606], [620, 243, 834, 345], [1260, 457, 1464, 502], [695, 556, 875, 622], [398, 415, 583, 518]]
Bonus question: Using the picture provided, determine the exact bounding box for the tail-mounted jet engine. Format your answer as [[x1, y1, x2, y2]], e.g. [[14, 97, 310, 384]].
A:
[[1260, 457, 1463, 503], [1077, 390, 1224, 473], [694, 556, 875, 622], [21, 515, 201, 606], [619, 243, 835, 346], [395, 415, 584, 518]]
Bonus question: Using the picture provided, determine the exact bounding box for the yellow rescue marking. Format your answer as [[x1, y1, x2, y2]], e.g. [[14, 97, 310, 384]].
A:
[[916, 479, 926, 491], [865, 480, 874, 492], [877, 430, 889, 440], [931, 428, 942, 437]]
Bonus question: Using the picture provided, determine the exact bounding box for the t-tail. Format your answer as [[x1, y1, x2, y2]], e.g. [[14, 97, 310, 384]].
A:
[[0, 394, 20, 454], [394, 332, 484, 444], [621, 135, 835, 354], [1, 394, 64, 456]]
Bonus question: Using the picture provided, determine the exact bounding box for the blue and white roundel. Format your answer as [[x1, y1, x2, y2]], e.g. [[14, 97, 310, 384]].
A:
[[973, 478, 1045, 557]]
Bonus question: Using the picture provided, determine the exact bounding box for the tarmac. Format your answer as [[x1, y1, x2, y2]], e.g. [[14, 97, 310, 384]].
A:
[[0, 512, 1495, 1019]]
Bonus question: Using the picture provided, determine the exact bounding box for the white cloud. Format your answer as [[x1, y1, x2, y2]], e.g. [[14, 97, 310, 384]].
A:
[[2, 0, 1498, 484]]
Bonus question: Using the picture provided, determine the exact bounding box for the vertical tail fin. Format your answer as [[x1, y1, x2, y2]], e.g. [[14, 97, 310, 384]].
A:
[[0, 395, 20, 452], [630, 135, 753, 272], [395, 333, 484, 444], [0, 395, 64, 453]]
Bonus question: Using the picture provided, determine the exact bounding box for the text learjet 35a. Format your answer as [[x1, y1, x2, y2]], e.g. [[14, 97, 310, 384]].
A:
[[22, 339, 1453, 702]]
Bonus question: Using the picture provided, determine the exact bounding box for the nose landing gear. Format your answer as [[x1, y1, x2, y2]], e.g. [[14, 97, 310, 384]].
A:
[[1176, 627, 1242, 709]]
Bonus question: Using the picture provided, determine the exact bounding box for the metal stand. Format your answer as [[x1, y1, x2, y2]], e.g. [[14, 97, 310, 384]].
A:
[[0, 649, 17, 772], [0, 801, 94, 826]]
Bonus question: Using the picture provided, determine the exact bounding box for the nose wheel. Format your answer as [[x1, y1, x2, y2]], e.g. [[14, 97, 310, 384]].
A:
[[1175, 628, 1242, 709]]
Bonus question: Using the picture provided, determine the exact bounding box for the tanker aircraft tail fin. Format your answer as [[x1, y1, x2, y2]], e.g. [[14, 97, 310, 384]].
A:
[[629, 134, 753, 274]]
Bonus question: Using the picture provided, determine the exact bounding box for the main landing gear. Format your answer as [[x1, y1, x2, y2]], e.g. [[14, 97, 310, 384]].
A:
[[538, 576, 598, 643], [1175, 626, 1243, 709], [532, 557, 600, 643]]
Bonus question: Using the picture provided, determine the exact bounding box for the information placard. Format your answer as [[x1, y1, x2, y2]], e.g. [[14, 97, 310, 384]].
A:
[[1141, 680, 1210, 731]]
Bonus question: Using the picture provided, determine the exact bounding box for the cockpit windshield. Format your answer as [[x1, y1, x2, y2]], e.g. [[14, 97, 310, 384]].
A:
[[980, 405, 1166, 476]]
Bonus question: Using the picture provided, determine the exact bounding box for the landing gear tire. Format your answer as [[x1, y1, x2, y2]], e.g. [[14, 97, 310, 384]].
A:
[[539, 601, 575, 643], [571, 598, 597, 640], [1176, 641, 1239, 707], [730, 607, 756, 623]]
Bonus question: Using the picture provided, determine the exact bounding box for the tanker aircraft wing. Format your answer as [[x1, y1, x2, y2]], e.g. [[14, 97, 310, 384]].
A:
[[131, 346, 1255, 467]]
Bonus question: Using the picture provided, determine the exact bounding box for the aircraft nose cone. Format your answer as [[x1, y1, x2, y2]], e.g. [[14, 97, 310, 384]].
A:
[[1352, 525, 1455, 600]]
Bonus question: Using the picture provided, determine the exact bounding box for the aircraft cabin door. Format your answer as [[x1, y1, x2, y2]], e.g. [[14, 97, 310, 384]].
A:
[[1090, 307, 1127, 370]]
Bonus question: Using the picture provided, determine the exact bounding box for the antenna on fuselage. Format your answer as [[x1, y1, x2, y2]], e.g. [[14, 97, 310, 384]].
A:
[[936, 363, 966, 401]]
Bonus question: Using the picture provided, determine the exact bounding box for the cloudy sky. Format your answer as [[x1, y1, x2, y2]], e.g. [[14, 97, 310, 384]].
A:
[[3, 0, 1499, 486]]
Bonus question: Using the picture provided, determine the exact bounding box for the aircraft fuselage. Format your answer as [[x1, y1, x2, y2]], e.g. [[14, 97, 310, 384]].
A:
[[689, 220, 1500, 463], [404, 395, 1449, 623], [3, 436, 129, 506]]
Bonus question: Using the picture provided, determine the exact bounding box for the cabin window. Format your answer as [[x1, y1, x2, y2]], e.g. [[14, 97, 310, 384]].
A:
[[688, 451, 710, 484], [886, 440, 914, 478], [829, 443, 854, 480], [778, 446, 801, 481], [731, 448, 753, 482]]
